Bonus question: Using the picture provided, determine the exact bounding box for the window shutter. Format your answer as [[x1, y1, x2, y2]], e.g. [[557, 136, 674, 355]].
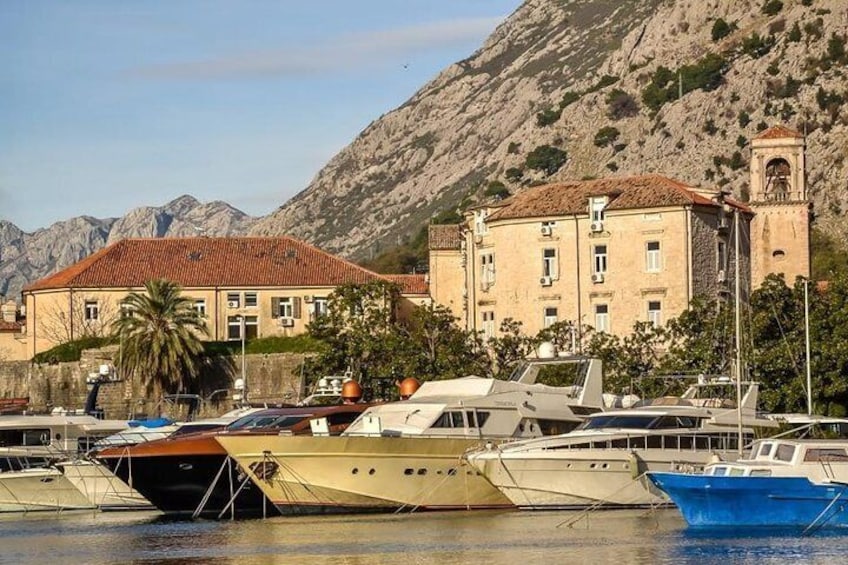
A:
[[271, 297, 280, 317], [551, 253, 559, 280], [293, 297, 302, 319]]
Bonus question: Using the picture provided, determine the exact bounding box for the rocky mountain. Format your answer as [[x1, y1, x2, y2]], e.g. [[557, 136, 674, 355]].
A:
[[251, 0, 848, 259], [5, 0, 848, 298], [0, 197, 255, 300]]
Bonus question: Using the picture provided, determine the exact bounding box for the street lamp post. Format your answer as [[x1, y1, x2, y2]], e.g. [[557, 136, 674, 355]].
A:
[[240, 315, 247, 405]]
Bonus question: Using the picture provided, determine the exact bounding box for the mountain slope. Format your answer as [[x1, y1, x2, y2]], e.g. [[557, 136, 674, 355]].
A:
[[251, 0, 848, 259]]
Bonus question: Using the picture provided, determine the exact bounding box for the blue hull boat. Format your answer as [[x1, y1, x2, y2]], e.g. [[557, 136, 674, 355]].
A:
[[649, 471, 848, 528]]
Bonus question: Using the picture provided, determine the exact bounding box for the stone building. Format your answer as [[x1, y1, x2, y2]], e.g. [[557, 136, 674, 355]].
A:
[[18, 236, 429, 360], [429, 174, 751, 338]]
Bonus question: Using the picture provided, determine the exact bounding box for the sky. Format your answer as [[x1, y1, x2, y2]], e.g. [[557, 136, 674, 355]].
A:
[[0, 0, 523, 232]]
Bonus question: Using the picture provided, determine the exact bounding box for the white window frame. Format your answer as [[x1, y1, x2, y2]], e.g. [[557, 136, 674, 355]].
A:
[[480, 253, 495, 289], [647, 301, 662, 327], [543, 307, 558, 328], [590, 196, 607, 222], [474, 210, 488, 235], [84, 300, 99, 321], [594, 304, 609, 333], [313, 297, 328, 318], [542, 248, 559, 279], [593, 244, 608, 274], [228, 315, 258, 340], [646, 241, 661, 272], [278, 297, 293, 318], [244, 292, 258, 308], [482, 311, 495, 339], [193, 299, 207, 318]]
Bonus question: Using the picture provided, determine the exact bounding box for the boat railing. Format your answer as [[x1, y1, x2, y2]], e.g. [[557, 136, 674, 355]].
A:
[[545, 432, 753, 454]]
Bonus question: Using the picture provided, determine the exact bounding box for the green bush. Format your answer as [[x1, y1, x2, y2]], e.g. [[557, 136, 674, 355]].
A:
[[536, 108, 562, 127], [484, 180, 510, 200], [558, 91, 580, 109], [606, 89, 639, 119], [593, 126, 621, 147], [704, 119, 718, 136], [711, 18, 732, 41], [738, 111, 751, 128], [525, 145, 568, 175], [804, 18, 823, 41], [826, 33, 847, 64], [762, 0, 783, 16], [640, 54, 727, 113], [507, 141, 521, 154], [787, 22, 802, 42], [736, 135, 748, 148], [203, 335, 324, 356], [33, 336, 115, 364], [742, 33, 775, 59], [505, 167, 524, 182]]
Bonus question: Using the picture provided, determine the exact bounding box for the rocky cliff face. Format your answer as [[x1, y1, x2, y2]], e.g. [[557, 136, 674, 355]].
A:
[[251, 0, 848, 259], [5, 0, 848, 298], [0, 197, 256, 300]]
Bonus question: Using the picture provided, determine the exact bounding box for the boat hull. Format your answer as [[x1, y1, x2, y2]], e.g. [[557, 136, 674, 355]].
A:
[[97, 437, 275, 518], [649, 472, 848, 528], [0, 468, 96, 513], [58, 460, 153, 511], [467, 449, 712, 508], [215, 435, 512, 515]]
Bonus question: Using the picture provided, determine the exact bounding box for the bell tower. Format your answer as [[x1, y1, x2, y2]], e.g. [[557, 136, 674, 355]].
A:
[[749, 125, 811, 287]]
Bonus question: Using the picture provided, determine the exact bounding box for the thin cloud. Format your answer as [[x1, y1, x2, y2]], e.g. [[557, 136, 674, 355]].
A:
[[130, 16, 504, 80]]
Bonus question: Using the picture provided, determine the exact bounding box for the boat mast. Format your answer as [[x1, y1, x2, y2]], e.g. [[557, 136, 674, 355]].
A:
[[734, 209, 743, 455], [805, 279, 812, 416]]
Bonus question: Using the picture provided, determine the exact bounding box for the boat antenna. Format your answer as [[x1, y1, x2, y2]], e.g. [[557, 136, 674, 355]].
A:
[[804, 278, 812, 416], [734, 208, 743, 455]]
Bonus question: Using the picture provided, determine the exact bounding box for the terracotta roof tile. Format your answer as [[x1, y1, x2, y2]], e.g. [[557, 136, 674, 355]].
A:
[[754, 125, 804, 140], [487, 174, 741, 221], [383, 274, 429, 295], [428, 224, 463, 250], [24, 237, 390, 292]]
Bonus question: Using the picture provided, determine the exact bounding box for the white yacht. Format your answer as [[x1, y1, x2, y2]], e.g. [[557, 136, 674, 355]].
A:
[[466, 377, 778, 509], [216, 354, 605, 514]]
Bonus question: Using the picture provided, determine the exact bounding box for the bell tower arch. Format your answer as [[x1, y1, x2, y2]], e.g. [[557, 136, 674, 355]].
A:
[[749, 125, 810, 287]]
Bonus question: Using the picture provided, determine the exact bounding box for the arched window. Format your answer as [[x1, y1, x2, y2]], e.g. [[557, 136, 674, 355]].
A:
[[764, 158, 792, 201]]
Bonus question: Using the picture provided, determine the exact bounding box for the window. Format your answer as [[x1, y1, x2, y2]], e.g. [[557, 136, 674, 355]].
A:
[[480, 253, 495, 289], [593, 245, 608, 274], [193, 299, 206, 318], [244, 292, 258, 308], [278, 298, 293, 318], [227, 315, 258, 340], [646, 241, 661, 272], [474, 210, 488, 235], [594, 304, 609, 333], [542, 248, 558, 279], [226, 293, 240, 308], [313, 297, 328, 318], [717, 241, 727, 271], [775, 444, 796, 462], [647, 301, 662, 327], [482, 311, 495, 339], [84, 300, 99, 321], [590, 196, 607, 222], [543, 307, 558, 328]]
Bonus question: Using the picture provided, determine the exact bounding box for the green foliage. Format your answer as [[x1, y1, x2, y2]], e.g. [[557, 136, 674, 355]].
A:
[[585, 322, 667, 395], [761, 0, 783, 16], [585, 74, 619, 94], [704, 119, 718, 135], [801, 0, 812, 6], [641, 54, 728, 113], [536, 107, 562, 127], [484, 180, 510, 200], [487, 318, 537, 377], [766, 61, 780, 76], [812, 228, 848, 280], [593, 126, 621, 147], [756, 121, 769, 131], [711, 18, 732, 42], [804, 18, 824, 41], [605, 88, 639, 119], [32, 336, 114, 364], [525, 145, 568, 175], [826, 33, 848, 64], [558, 91, 580, 109], [741, 32, 775, 59], [728, 151, 745, 170], [787, 22, 802, 42], [507, 141, 521, 155], [203, 335, 324, 356], [112, 279, 209, 396], [505, 167, 524, 182], [738, 110, 751, 128], [736, 134, 748, 148]]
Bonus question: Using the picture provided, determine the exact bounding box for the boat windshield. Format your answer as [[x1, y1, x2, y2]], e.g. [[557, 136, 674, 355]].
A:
[[577, 415, 658, 430], [227, 414, 309, 431]]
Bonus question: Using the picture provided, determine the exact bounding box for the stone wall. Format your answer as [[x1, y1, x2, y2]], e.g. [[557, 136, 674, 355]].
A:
[[0, 348, 308, 420]]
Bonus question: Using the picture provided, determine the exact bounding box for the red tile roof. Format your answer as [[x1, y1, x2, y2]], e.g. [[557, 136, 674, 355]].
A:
[[755, 125, 804, 140], [488, 174, 745, 221], [383, 274, 429, 295], [24, 237, 393, 292], [428, 224, 463, 250]]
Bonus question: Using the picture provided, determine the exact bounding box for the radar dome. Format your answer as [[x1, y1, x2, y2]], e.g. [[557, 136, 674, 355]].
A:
[[341, 380, 363, 403], [398, 377, 421, 399]]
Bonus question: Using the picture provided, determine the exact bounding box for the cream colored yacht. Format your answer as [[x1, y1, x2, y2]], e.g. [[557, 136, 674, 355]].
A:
[[0, 454, 96, 513], [216, 355, 604, 514], [466, 377, 778, 509]]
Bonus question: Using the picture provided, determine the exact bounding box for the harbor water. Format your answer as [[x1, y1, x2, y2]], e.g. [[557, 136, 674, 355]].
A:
[[1, 508, 846, 564]]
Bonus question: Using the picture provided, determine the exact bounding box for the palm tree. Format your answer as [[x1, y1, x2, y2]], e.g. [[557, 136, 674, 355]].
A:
[[112, 278, 208, 401]]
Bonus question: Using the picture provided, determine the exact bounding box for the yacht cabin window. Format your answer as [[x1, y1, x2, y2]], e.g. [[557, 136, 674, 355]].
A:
[[803, 448, 848, 462], [775, 444, 797, 462], [757, 442, 774, 458]]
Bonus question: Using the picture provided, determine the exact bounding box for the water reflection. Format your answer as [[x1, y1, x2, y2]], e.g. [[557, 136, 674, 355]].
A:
[[0, 509, 845, 564]]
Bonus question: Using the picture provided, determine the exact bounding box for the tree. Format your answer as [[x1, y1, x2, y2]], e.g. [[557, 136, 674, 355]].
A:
[[40, 294, 119, 346], [711, 18, 732, 42], [606, 89, 639, 119], [525, 145, 568, 175], [488, 318, 536, 377], [593, 126, 621, 148], [483, 180, 510, 200], [111, 279, 208, 400]]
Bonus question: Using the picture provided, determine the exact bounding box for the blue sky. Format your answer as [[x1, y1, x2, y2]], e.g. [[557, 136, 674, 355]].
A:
[[1, 0, 522, 232]]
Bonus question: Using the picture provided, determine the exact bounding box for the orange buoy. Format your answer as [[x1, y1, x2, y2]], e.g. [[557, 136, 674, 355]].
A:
[[341, 380, 363, 403], [398, 377, 421, 400]]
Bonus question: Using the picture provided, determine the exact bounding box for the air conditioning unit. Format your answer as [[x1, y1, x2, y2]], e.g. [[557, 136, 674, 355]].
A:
[[591, 272, 605, 284], [540, 275, 553, 287], [279, 317, 295, 327], [717, 269, 727, 283], [590, 221, 604, 233], [540, 225, 553, 236], [227, 300, 239, 308], [303, 295, 313, 303]]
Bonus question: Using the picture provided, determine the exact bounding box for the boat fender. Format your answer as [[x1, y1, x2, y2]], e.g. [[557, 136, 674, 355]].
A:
[[629, 451, 646, 480]]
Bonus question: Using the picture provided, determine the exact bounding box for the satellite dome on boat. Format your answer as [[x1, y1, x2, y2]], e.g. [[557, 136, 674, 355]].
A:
[[341, 380, 363, 403], [398, 377, 421, 399]]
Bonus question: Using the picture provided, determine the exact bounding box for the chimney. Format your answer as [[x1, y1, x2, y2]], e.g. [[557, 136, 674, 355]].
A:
[[1, 300, 17, 323]]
